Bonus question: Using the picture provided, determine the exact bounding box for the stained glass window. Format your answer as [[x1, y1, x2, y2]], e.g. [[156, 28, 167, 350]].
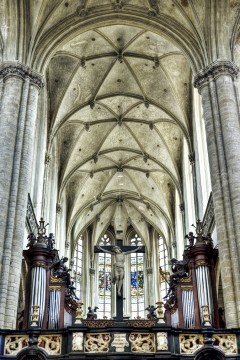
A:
[[130, 233, 144, 319], [73, 235, 83, 299], [98, 233, 112, 319], [159, 236, 169, 299]]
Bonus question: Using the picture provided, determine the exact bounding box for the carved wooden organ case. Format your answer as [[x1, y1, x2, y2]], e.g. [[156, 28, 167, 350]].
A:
[[22, 219, 77, 329], [164, 224, 219, 329]]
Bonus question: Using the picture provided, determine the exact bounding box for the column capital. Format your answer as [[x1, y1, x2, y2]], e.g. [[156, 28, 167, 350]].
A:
[[194, 60, 239, 91], [0, 61, 44, 88]]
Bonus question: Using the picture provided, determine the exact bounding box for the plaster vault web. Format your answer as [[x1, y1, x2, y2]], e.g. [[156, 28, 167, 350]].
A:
[[45, 22, 193, 257]]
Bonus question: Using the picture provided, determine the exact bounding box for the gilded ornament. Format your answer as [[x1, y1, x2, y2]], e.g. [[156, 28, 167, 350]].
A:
[[38, 335, 62, 355], [195, 261, 208, 268], [4, 336, 29, 355], [125, 319, 157, 327], [213, 334, 237, 355], [49, 286, 61, 291], [83, 319, 115, 328], [179, 334, 204, 354], [129, 333, 155, 353], [85, 333, 111, 353]]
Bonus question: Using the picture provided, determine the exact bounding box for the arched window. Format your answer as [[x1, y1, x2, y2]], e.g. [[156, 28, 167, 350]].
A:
[[98, 233, 113, 319], [130, 233, 144, 319], [159, 235, 169, 300], [73, 235, 83, 299], [193, 88, 212, 216]]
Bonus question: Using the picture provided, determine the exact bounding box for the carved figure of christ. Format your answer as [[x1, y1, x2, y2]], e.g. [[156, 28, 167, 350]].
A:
[[96, 245, 143, 297], [94, 238, 145, 321]]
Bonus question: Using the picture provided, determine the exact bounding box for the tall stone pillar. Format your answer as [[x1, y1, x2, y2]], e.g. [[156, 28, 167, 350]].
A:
[[194, 60, 240, 327], [0, 62, 43, 329]]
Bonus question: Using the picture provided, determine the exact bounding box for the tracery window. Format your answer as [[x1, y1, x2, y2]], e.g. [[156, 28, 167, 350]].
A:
[[130, 233, 144, 319], [159, 235, 169, 300], [98, 233, 112, 319], [73, 235, 83, 300]]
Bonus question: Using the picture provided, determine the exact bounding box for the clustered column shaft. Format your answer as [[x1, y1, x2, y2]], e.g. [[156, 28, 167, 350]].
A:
[[194, 59, 240, 328], [0, 62, 43, 329]]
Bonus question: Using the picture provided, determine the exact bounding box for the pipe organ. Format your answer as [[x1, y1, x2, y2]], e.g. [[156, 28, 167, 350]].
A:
[[22, 219, 78, 329], [163, 220, 219, 329], [22, 218, 220, 332]]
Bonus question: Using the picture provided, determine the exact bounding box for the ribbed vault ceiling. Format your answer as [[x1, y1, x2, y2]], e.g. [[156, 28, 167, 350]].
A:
[[47, 21, 192, 244]]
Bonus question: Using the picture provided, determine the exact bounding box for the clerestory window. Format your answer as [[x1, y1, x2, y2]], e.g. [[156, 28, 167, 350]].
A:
[[130, 233, 144, 319], [98, 233, 113, 319], [159, 235, 169, 300], [73, 235, 83, 300]]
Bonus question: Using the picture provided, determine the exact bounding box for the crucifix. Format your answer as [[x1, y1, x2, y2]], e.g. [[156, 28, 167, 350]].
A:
[[94, 230, 145, 321]]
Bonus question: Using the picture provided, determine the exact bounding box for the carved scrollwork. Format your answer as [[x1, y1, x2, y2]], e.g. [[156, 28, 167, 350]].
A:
[[125, 319, 157, 327], [213, 334, 237, 355], [129, 333, 155, 353], [179, 334, 204, 354], [4, 335, 29, 355], [38, 335, 62, 355], [83, 319, 115, 327], [49, 286, 61, 291], [179, 273, 192, 282], [84, 333, 111, 352], [50, 275, 64, 284]]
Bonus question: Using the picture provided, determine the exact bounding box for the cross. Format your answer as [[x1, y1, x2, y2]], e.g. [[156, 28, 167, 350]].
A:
[[94, 230, 145, 321]]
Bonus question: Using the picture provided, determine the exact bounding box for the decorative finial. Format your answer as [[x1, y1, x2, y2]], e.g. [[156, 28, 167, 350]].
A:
[[30, 305, 40, 327], [156, 301, 165, 323], [201, 305, 212, 327], [75, 302, 84, 324]]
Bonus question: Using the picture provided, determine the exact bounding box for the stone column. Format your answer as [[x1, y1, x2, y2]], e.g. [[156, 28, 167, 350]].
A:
[[146, 267, 154, 307], [194, 60, 240, 327], [89, 268, 96, 307], [0, 62, 43, 328]]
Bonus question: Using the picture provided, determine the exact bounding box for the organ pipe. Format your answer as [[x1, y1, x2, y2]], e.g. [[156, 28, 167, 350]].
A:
[[29, 266, 47, 326], [196, 265, 213, 323]]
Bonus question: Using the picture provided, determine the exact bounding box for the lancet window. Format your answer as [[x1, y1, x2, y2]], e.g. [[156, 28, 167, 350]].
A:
[[130, 233, 144, 319], [159, 235, 169, 300], [73, 235, 83, 300], [98, 233, 113, 319]]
